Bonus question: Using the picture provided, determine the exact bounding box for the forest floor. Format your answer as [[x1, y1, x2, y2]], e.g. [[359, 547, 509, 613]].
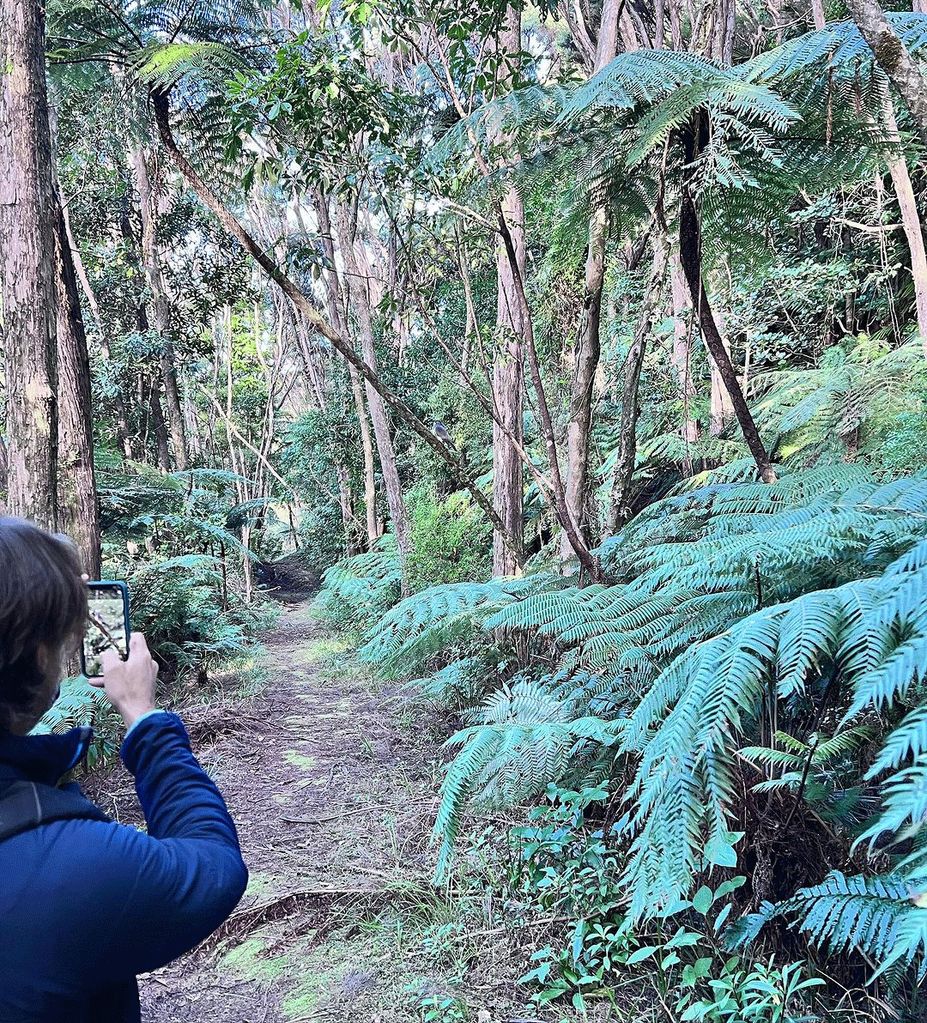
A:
[[89, 597, 570, 1023]]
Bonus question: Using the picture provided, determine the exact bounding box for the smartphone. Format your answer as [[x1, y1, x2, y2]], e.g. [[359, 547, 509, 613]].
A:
[[80, 581, 131, 679]]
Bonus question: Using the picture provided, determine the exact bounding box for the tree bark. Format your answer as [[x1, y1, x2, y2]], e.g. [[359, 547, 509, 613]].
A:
[[150, 89, 522, 565], [493, 183, 527, 577], [562, 0, 624, 561], [708, 299, 737, 435], [489, 8, 528, 577], [882, 97, 927, 353], [846, 0, 927, 144], [810, 0, 826, 29], [149, 377, 172, 471], [52, 194, 101, 574], [128, 146, 189, 469], [0, 0, 59, 527], [667, 244, 700, 469]]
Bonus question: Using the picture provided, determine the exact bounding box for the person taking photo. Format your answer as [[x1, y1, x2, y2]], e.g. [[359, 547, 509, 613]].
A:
[[0, 517, 248, 1022]]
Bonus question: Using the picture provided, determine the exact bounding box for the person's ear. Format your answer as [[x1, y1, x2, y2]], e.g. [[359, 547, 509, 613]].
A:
[[34, 644, 51, 674]]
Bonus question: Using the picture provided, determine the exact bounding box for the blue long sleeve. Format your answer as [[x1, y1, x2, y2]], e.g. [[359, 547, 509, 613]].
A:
[[0, 713, 248, 1020]]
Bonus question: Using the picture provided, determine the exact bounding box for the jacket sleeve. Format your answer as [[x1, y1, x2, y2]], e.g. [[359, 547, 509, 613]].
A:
[[93, 712, 249, 975]]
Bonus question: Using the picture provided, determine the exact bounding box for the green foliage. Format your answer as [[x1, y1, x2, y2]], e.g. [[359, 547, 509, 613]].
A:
[[34, 679, 122, 768], [406, 489, 492, 592], [315, 537, 402, 630]]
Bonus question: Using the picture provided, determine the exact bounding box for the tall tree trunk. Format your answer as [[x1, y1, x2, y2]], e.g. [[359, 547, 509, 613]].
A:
[[708, 299, 737, 435], [0, 0, 58, 527], [335, 204, 411, 563], [667, 245, 700, 469], [315, 192, 380, 547], [491, 8, 528, 577], [52, 195, 101, 574], [607, 247, 667, 533], [846, 0, 927, 144], [882, 97, 927, 352], [493, 182, 526, 577], [679, 123, 776, 483], [810, 0, 826, 29], [562, 0, 625, 562], [128, 146, 188, 469], [149, 378, 172, 470]]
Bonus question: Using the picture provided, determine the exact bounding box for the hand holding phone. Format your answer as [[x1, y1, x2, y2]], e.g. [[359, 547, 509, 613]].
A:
[[81, 581, 131, 678], [87, 633, 160, 730]]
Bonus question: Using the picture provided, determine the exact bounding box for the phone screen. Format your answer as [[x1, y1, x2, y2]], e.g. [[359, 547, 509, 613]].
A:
[[81, 582, 130, 678]]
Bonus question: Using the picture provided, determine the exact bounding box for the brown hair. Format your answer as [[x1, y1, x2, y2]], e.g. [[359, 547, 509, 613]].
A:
[[0, 518, 87, 731]]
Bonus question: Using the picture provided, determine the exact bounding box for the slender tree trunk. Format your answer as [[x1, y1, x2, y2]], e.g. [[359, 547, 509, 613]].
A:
[[0, 0, 58, 526], [490, 8, 528, 577], [810, 0, 826, 29], [149, 378, 172, 470], [667, 245, 700, 469], [607, 247, 667, 533], [679, 188, 776, 481], [335, 204, 411, 563], [315, 192, 380, 546], [846, 0, 927, 144], [562, 0, 624, 562], [882, 98, 927, 352], [456, 226, 479, 381], [128, 146, 188, 469], [350, 365, 380, 545], [53, 195, 101, 574], [678, 123, 776, 482], [708, 300, 737, 435], [493, 183, 526, 577]]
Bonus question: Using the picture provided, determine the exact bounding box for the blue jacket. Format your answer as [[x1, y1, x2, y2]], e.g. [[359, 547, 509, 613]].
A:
[[0, 712, 248, 1021]]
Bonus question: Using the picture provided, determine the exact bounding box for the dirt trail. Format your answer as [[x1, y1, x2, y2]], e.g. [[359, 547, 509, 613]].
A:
[[99, 600, 444, 1022]]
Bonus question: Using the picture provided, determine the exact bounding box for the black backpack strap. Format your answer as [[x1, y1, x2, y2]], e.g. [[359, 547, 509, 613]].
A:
[[0, 780, 110, 841]]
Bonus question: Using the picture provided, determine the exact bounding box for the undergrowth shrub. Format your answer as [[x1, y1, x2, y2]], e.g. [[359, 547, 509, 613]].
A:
[[344, 465, 927, 997], [406, 488, 492, 591], [314, 535, 402, 630]]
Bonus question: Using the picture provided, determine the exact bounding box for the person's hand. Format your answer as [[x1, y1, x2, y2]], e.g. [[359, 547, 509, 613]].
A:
[[88, 633, 159, 729]]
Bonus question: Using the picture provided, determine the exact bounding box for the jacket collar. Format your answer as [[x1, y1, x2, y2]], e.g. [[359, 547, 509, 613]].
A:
[[0, 727, 93, 787]]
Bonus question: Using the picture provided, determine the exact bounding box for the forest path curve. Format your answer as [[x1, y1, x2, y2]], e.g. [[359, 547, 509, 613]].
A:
[[104, 600, 444, 1022]]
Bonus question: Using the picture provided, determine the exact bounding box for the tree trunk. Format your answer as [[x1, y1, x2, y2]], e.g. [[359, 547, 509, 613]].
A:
[[679, 187, 776, 481], [350, 365, 380, 545], [335, 204, 411, 563], [678, 123, 776, 483], [562, 0, 624, 561], [0, 0, 59, 527], [882, 97, 927, 353], [315, 192, 381, 547], [667, 245, 700, 469], [810, 0, 826, 29], [128, 146, 189, 469], [846, 0, 927, 144], [149, 378, 172, 471], [606, 247, 667, 533], [493, 182, 527, 577], [490, 8, 528, 577], [53, 194, 101, 574], [708, 299, 737, 435]]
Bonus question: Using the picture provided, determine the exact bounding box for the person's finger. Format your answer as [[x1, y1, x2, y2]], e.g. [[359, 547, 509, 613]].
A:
[[129, 632, 150, 656], [80, 573, 89, 582], [99, 646, 122, 672], [86, 676, 106, 689]]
